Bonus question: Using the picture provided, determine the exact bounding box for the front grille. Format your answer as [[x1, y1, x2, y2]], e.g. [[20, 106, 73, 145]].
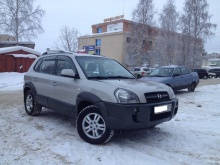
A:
[[145, 92, 170, 103]]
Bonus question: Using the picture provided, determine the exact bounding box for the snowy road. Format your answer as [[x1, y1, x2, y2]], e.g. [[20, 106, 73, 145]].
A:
[[0, 73, 220, 165]]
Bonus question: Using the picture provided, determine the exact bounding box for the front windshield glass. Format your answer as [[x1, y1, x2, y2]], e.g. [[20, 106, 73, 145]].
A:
[[76, 56, 135, 79], [149, 68, 174, 77]]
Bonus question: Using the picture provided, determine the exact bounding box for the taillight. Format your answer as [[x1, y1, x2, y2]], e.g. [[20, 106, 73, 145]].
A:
[[141, 72, 144, 76]]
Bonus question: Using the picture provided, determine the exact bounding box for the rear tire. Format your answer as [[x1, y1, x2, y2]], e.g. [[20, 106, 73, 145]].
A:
[[76, 105, 114, 144], [137, 74, 141, 79], [24, 90, 42, 116], [188, 83, 196, 92]]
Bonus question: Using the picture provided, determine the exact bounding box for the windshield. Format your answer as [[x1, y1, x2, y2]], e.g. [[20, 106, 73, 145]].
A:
[[76, 56, 135, 79], [149, 68, 174, 77]]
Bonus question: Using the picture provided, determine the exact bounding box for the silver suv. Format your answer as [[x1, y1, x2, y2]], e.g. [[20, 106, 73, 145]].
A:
[[24, 51, 178, 144]]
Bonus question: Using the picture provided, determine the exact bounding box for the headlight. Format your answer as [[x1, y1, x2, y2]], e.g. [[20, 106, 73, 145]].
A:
[[168, 86, 175, 99], [115, 88, 139, 104]]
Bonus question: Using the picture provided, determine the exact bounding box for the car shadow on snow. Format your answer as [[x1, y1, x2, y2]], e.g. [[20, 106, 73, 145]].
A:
[[174, 89, 201, 95], [37, 108, 76, 127], [112, 126, 173, 144]]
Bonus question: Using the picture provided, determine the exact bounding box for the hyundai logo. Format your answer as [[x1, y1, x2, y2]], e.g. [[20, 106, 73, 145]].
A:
[[157, 94, 162, 99]]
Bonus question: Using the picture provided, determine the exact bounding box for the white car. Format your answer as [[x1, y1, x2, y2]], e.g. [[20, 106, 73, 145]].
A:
[[130, 67, 151, 78]]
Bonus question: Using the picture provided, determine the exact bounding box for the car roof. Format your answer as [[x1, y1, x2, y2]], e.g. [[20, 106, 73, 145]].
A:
[[159, 65, 185, 69], [40, 51, 107, 58]]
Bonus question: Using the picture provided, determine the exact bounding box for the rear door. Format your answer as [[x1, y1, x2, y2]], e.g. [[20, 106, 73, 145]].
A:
[[180, 67, 192, 87], [171, 68, 183, 89], [32, 56, 56, 106]]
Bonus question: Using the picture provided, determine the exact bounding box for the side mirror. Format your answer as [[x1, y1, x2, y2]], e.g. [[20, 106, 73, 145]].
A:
[[61, 69, 76, 78]]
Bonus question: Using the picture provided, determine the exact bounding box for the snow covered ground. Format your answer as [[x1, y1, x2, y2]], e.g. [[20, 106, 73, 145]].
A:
[[0, 72, 220, 165], [0, 72, 25, 91]]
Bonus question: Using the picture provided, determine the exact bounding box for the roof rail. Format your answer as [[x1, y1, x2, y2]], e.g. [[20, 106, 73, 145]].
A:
[[42, 50, 73, 56]]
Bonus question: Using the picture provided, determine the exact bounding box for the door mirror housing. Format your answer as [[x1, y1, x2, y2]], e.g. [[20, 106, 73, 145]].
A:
[[61, 69, 76, 78]]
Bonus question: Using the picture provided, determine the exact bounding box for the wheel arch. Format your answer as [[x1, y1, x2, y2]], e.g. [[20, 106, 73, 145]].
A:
[[23, 81, 37, 98], [76, 92, 102, 116]]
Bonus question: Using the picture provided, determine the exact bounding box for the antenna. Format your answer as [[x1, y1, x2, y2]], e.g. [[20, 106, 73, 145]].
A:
[[123, 0, 125, 16]]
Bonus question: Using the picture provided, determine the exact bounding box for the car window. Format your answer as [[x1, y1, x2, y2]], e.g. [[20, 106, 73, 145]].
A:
[[143, 68, 149, 71], [134, 68, 140, 71], [38, 59, 56, 74], [76, 56, 134, 79], [149, 68, 174, 77], [34, 59, 43, 72], [173, 68, 182, 75], [180, 67, 190, 75]]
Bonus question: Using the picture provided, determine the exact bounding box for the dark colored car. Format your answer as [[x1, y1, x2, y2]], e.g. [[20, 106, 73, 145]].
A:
[[192, 69, 209, 79], [208, 68, 220, 78]]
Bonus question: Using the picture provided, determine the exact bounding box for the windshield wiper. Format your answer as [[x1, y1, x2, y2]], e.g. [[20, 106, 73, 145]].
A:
[[107, 76, 135, 79], [88, 76, 108, 79], [149, 75, 167, 77]]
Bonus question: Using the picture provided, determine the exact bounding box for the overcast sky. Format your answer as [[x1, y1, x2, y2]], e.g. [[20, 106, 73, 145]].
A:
[[35, 0, 220, 54]]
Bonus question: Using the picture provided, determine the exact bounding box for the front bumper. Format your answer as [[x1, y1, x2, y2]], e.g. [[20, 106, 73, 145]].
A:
[[95, 98, 178, 130]]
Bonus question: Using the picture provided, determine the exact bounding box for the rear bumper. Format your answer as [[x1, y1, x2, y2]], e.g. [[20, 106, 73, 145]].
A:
[[95, 98, 178, 130]]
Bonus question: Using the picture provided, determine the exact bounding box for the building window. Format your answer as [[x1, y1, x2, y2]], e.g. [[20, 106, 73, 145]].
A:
[[126, 37, 130, 43], [149, 41, 152, 47], [95, 49, 100, 55], [96, 39, 101, 47], [97, 28, 102, 33]]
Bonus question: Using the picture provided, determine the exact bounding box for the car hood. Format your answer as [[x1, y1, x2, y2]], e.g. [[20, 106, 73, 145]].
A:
[[98, 79, 171, 103], [141, 76, 171, 83]]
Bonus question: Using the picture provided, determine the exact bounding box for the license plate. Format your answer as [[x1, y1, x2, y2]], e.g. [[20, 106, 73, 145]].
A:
[[154, 104, 171, 114]]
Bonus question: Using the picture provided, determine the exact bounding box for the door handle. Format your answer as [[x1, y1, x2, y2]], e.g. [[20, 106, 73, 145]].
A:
[[51, 81, 57, 86]]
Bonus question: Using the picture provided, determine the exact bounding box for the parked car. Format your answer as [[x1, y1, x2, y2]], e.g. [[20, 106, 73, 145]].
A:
[[207, 71, 216, 78], [141, 65, 199, 92], [24, 51, 178, 145], [191, 69, 209, 79], [149, 68, 156, 73], [208, 68, 220, 78], [130, 67, 151, 78]]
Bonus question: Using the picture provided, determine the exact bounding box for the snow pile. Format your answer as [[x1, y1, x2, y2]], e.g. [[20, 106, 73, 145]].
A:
[[0, 72, 25, 91], [0, 46, 41, 56]]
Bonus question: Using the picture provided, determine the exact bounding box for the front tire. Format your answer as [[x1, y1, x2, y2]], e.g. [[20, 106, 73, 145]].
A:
[[76, 105, 114, 145], [24, 90, 42, 116]]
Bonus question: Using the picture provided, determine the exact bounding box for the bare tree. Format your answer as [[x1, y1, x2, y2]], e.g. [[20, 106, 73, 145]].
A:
[[125, 0, 156, 67], [158, 0, 179, 65], [180, 0, 216, 69], [0, 0, 45, 41], [54, 26, 80, 52]]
